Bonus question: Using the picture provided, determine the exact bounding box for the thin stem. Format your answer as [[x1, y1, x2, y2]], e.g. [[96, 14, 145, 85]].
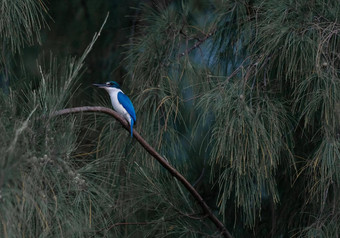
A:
[[51, 106, 233, 238], [178, 30, 215, 58]]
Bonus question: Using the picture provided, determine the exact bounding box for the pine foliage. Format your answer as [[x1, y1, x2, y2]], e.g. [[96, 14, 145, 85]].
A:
[[1, 0, 340, 237]]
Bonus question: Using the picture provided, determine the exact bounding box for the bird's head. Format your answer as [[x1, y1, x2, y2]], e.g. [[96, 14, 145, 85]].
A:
[[93, 81, 121, 89]]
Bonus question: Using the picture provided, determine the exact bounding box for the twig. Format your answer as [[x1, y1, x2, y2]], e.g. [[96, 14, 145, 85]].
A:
[[109, 221, 160, 228], [51, 106, 233, 238], [192, 166, 206, 188], [178, 31, 215, 58], [108, 212, 207, 229]]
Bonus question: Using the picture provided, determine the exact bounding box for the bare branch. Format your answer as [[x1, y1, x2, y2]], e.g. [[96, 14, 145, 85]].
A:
[[51, 106, 233, 238], [178, 31, 215, 58]]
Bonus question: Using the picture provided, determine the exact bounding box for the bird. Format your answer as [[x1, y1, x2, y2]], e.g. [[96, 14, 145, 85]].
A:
[[93, 81, 136, 137]]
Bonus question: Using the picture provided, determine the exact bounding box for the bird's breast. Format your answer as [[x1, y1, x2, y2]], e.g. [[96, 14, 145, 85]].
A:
[[106, 88, 132, 123]]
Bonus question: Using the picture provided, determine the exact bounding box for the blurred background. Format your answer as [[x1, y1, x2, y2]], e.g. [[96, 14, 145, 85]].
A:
[[7, 0, 138, 95]]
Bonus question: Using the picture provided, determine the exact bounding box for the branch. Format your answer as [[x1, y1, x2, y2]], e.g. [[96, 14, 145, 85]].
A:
[[51, 106, 233, 238], [178, 31, 215, 58]]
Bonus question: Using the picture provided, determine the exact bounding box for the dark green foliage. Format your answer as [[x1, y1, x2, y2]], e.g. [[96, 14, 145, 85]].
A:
[[1, 0, 340, 237], [0, 0, 47, 53], [198, 80, 291, 226]]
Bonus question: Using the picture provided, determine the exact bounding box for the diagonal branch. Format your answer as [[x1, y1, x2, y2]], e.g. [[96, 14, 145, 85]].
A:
[[51, 106, 233, 238], [178, 30, 215, 57]]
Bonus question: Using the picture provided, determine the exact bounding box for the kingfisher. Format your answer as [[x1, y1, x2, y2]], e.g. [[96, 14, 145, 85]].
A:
[[93, 81, 136, 137]]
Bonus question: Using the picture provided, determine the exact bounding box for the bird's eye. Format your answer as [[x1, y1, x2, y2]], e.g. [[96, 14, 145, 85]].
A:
[[106, 82, 111, 86]]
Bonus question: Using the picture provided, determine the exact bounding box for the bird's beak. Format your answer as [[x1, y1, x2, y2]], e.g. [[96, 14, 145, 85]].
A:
[[92, 83, 107, 88]]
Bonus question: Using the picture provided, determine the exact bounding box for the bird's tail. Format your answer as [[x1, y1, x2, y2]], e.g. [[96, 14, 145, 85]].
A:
[[130, 119, 134, 137]]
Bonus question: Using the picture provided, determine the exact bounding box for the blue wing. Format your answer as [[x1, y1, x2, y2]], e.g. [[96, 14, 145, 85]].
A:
[[118, 92, 136, 123]]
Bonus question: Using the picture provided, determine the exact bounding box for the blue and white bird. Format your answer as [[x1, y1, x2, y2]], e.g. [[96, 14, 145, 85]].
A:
[[93, 81, 136, 137]]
